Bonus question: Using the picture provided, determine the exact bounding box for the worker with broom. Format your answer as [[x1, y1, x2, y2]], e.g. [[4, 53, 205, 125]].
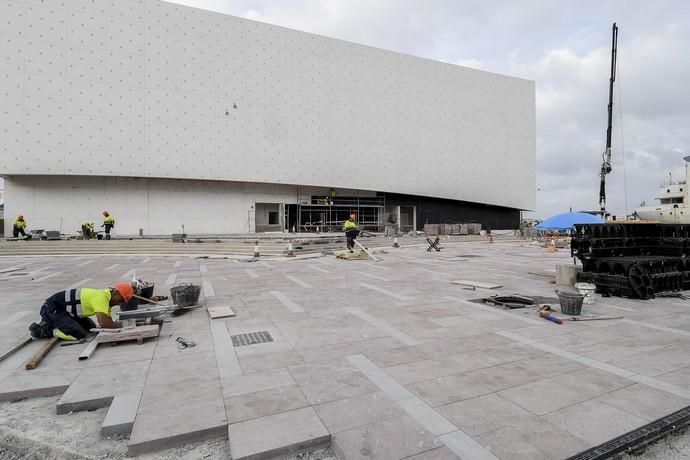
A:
[[28, 283, 134, 341], [344, 213, 359, 252]]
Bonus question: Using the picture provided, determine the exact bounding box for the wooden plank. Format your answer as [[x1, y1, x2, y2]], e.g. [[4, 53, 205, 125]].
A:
[[78, 338, 100, 360], [25, 337, 58, 370], [96, 325, 160, 344], [206, 306, 235, 319], [0, 337, 33, 362]]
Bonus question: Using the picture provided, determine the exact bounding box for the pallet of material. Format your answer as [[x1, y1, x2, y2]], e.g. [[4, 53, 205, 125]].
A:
[[79, 325, 160, 361]]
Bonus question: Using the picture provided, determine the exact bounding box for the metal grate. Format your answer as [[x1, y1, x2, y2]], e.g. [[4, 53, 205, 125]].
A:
[[231, 331, 273, 347], [566, 405, 690, 460]]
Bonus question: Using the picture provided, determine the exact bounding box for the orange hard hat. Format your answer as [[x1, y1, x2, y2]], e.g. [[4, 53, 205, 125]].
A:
[[112, 283, 133, 302], [17, 215, 24, 220]]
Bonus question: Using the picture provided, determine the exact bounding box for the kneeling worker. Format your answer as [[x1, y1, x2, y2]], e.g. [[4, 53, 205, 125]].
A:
[[29, 283, 134, 341], [81, 221, 95, 239]]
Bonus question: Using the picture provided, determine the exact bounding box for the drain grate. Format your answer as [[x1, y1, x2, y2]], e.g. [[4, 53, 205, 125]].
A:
[[231, 331, 273, 347], [566, 404, 690, 459]]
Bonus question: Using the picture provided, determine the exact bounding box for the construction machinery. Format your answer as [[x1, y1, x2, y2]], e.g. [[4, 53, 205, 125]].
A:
[[597, 22, 619, 218]]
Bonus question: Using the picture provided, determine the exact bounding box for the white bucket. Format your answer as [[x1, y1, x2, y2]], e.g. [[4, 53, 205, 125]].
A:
[[575, 282, 596, 305]]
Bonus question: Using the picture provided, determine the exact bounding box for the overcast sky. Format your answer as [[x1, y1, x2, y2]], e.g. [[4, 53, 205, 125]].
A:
[[166, 0, 690, 219]]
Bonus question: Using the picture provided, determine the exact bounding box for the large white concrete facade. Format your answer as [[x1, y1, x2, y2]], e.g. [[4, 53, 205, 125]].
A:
[[0, 0, 535, 235]]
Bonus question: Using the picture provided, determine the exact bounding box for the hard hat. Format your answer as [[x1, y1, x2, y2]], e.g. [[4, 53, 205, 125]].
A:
[[17, 215, 24, 220], [112, 282, 134, 302]]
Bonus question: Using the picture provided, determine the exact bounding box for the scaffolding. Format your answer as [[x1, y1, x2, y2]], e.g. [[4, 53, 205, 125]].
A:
[[295, 196, 385, 233]]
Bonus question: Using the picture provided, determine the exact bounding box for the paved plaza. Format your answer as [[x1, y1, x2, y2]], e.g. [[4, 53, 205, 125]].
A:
[[2, 240, 690, 459]]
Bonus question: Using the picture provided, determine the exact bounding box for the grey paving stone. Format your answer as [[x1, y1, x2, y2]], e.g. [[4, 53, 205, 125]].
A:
[[437, 430, 500, 460], [128, 352, 227, 455], [402, 446, 460, 460], [101, 391, 142, 438], [128, 396, 228, 456], [239, 351, 305, 373], [221, 368, 296, 398], [288, 360, 379, 404], [596, 383, 690, 421], [362, 346, 430, 368], [437, 393, 536, 436], [367, 370, 416, 401], [57, 360, 149, 414], [0, 369, 79, 402], [498, 368, 632, 415], [654, 364, 690, 388], [397, 397, 457, 436], [384, 359, 464, 385], [225, 385, 309, 424], [543, 398, 648, 445], [314, 391, 405, 433], [228, 407, 329, 460], [407, 372, 494, 407], [332, 414, 442, 460], [475, 417, 590, 460], [297, 343, 359, 364]]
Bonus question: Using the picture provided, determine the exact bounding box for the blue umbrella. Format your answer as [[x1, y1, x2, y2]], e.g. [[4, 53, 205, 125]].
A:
[[535, 212, 603, 231]]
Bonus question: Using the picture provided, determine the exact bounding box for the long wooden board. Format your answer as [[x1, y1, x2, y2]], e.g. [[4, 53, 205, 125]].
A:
[[26, 337, 58, 370]]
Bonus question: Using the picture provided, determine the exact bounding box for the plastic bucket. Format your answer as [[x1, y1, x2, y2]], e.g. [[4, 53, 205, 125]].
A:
[[575, 282, 596, 305], [555, 289, 584, 315], [170, 284, 201, 307]]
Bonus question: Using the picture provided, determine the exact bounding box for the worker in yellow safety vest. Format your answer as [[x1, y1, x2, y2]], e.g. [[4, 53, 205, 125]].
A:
[[81, 221, 95, 239], [13, 215, 28, 238], [102, 211, 115, 240], [28, 283, 134, 341], [343, 213, 359, 252]]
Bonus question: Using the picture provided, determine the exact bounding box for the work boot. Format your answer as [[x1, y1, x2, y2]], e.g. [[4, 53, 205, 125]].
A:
[[29, 321, 50, 339], [28, 322, 40, 338]]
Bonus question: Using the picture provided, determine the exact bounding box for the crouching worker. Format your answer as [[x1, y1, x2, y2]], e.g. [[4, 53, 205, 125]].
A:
[[28, 283, 134, 341]]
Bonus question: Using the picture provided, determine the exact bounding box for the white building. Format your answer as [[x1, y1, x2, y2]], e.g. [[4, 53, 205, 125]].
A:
[[0, 0, 535, 236]]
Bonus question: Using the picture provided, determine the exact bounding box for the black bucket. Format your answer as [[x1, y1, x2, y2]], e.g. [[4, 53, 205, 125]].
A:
[[170, 284, 201, 307], [122, 283, 155, 311]]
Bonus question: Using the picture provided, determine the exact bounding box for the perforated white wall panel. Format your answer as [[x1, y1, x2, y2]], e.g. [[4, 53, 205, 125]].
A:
[[0, 0, 535, 210]]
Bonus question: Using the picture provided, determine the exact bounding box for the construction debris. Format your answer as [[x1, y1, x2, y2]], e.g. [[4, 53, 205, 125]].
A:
[[452, 280, 503, 289], [335, 249, 369, 260]]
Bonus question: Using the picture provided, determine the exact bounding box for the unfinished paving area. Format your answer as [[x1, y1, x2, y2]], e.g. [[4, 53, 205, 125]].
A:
[[2, 240, 690, 459]]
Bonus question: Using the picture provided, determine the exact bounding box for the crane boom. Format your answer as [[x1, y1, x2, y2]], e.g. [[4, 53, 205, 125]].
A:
[[598, 22, 618, 217]]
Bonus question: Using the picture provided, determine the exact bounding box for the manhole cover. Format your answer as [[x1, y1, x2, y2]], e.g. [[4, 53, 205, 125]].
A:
[[231, 331, 273, 347]]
